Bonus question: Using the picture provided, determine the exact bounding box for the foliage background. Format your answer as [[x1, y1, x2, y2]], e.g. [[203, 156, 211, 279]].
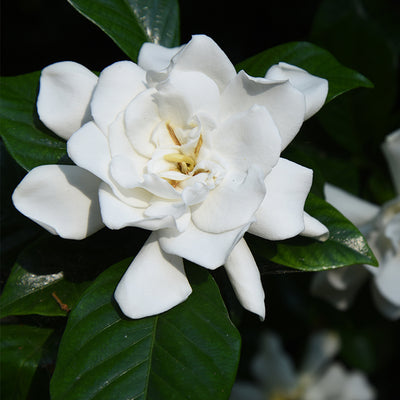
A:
[[1, 0, 400, 399]]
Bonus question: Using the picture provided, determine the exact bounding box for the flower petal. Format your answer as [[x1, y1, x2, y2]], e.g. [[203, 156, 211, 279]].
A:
[[91, 61, 146, 134], [311, 266, 369, 310], [212, 105, 281, 175], [158, 220, 250, 269], [191, 167, 266, 233], [37, 61, 98, 140], [171, 34, 237, 91], [138, 42, 183, 71], [371, 283, 400, 320], [300, 331, 340, 375], [251, 334, 297, 392], [115, 233, 192, 319], [382, 128, 400, 195], [324, 184, 380, 228], [99, 182, 173, 230], [224, 239, 265, 319], [249, 158, 313, 240], [374, 253, 400, 306], [124, 88, 160, 157], [67, 121, 111, 184], [220, 70, 306, 150], [265, 62, 328, 120], [301, 212, 330, 241], [12, 165, 103, 239]]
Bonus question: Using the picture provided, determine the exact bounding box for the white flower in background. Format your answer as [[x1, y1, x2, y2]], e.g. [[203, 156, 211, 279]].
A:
[[312, 129, 400, 320], [12, 35, 329, 319], [230, 332, 376, 400]]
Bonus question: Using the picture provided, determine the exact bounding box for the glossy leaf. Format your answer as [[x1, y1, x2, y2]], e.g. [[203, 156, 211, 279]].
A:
[[0, 72, 67, 171], [50, 259, 241, 400], [0, 262, 90, 318], [0, 325, 53, 400], [236, 41, 373, 102], [249, 193, 378, 272], [67, 0, 180, 62]]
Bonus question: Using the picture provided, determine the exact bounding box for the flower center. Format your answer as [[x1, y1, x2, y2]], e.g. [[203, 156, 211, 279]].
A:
[[163, 123, 203, 178]]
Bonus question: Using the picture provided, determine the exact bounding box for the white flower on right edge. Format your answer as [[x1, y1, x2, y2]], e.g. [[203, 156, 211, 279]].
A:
[[312, 129, 400, 320], [230, 332, 376, 400]]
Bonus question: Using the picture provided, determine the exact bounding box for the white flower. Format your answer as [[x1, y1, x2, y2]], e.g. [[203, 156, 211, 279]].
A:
[[312, 129, 400, 320], [230, 332, 376, 400], [12, 35, 329, 319]]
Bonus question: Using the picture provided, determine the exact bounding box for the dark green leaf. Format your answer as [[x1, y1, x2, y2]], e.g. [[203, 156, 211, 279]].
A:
[[236, 41, 373, 103], [0, 262, 90, 318], [0, 72, 67, 171], [50, 259, 241, 400], [67, 0, 180, 62], [0, 325, 53, 400], [249, 193, 378, 272]]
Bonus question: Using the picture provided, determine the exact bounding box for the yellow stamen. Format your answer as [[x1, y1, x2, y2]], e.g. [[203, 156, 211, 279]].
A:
[[194, 134, 203, 157], [166, 123, 181, 146], [164, 153, 195, 173]]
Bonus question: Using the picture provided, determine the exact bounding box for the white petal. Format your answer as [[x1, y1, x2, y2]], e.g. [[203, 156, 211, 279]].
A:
[[374, 253, 400, 306], [67, 121, 111, 184], [301, 212, 330, 241], [37, 61, 98, 140], [99, 182, 174, 231], [324, 183, 380, 228], [224, 239, 265, 319], [171, 34, 237, 91], [371, 283, 400, 320], [251, 333, 297, 392], [91, 61, 146, 133], [12, 165, 103, 239], [212, 105, 281, 176], [311, 266, 369, 310], [265, 62, 328, 120], [154, 70, 220, 125], [342, 372, 376, 400], [138, 42, 183, 71], [115, 233, 192, 319], [220, 70, 306, 150], [301, 331, 340, 375], [158, 220, 250, 269], [124, 88, 160, 157], [192, 167, 266, 233], [249, 158, 312, 240], [382, 128, 400, 195]]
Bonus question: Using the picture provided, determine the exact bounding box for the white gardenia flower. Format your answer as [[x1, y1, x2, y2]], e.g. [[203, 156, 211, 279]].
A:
[[312, 129, 400, 320], [12, 35, 329, 319], [230, 332, 376, 400]]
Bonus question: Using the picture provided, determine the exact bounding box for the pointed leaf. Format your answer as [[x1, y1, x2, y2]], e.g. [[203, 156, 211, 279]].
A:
[[0, 325, 53, 400], [67, 0, 180, 62], [236, 41, 373, 102], [249, 193, 378, 272], [50, 259, 241, 400], [0, 72, 67, 171]]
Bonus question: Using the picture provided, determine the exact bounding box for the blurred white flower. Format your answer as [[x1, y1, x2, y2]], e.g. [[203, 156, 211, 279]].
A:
[[12, 35, 329, 319], [230, 332, 376, 400], [312, 129, 400, 320]]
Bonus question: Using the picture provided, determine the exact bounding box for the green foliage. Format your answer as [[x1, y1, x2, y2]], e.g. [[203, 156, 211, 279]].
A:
[[236, 41, 373, 103], [0, 325, 53, 400], [67, 0, 180, 62], [50, 259, 241, 400], [249, 194, 378, 272], [0, 72, 67, 171]]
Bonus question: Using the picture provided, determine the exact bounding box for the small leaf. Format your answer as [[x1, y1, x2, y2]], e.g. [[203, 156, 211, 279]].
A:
[[50, 259, 241, 400], [0, 72, 67, 171], [236, 41, 373, 102], [0, 325, 53, 400], [67, 0, 180, 62], [249, 193, 378, 272]]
